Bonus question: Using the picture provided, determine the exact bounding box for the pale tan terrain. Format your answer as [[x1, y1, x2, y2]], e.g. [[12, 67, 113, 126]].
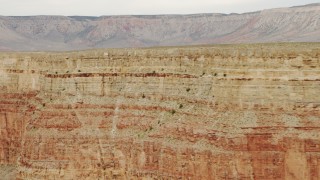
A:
[[0, 43, 319, 179]]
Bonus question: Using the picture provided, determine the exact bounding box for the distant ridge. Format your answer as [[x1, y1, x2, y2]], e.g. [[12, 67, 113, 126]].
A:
[[291, 3, 320, 8], [0, 3, 319, 51]]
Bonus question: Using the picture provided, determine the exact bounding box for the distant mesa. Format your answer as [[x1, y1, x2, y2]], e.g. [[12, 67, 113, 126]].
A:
[[0, 3, 319, 51]]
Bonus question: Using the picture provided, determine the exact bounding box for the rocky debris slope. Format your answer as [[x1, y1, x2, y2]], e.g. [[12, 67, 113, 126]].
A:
[[0, 43, 320, 179], [0, 4, 320, 51]]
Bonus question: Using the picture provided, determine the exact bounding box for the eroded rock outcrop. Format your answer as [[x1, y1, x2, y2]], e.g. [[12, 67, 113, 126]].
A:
[[0, 43, 320, 179], [0, 4, 320, 51]]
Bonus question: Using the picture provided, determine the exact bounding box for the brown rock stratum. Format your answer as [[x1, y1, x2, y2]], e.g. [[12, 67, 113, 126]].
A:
[[0, 43, 320, 179]]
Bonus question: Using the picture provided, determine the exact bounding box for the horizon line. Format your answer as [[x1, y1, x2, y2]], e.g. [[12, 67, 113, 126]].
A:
[[0, 3, 318, 17]]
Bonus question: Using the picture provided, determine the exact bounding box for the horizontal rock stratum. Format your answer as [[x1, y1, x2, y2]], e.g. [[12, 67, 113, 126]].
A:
[[0, 43, 320, 179], [0, 3, 320, 51]]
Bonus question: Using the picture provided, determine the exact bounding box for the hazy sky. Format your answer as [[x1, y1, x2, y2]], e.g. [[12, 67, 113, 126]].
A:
[[0, 0, 318, 16]]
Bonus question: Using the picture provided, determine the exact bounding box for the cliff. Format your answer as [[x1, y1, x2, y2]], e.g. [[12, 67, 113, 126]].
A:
[[0, 43, 320, 179], [0, 4, 320, 51]]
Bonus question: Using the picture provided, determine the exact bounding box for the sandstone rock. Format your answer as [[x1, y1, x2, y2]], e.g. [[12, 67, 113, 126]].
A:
[[0, 43, 319, 179]]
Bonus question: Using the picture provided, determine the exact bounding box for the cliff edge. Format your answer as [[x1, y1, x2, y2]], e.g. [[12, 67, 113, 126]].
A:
[[0, 43, 320, 179]]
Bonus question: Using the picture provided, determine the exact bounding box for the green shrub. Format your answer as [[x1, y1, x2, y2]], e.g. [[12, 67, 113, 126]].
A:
[[170, 109, 176, 115]]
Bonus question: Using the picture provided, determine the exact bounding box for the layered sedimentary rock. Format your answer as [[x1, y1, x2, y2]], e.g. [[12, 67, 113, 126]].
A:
[[0, 43, 320, 179], [0, 3, 320, 51]]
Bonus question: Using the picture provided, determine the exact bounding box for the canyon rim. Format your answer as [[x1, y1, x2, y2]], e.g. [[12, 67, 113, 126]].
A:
[[0, 3, 319, 51], [0, 43, 320, 179], [0, 2, 320, 180]]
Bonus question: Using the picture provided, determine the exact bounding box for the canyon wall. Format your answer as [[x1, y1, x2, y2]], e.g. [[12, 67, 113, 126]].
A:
[[0, 3, 320, 51], [0, 43, 320, 179]]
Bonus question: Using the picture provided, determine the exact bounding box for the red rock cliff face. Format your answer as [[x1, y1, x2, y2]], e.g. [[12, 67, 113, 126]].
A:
[[0, 43, 320, 179]]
